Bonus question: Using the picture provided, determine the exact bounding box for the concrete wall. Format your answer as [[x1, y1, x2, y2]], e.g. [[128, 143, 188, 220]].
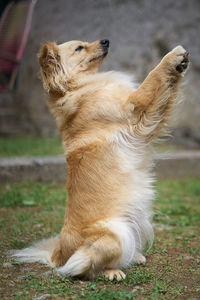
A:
[[1, 0, 200, 137]]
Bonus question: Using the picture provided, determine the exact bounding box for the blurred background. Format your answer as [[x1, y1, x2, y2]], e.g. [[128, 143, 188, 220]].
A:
[[0, 0, 200, 148], [0, 3, 200, 298]]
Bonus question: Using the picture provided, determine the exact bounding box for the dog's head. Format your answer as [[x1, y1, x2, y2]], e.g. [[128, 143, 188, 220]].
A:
[[38, 39, 109, 96]]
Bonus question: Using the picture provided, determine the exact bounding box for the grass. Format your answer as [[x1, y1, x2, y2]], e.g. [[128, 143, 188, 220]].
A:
[[0, 179, 200, 299], [0, 137, 63, 157], [0, 136, 182, 157]]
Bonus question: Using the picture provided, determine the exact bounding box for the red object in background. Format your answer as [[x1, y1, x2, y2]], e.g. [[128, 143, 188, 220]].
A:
[[0, 0, 37, 92]]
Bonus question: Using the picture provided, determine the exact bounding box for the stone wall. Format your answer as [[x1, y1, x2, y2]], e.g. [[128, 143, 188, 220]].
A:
[[1, 0, 200, 138]]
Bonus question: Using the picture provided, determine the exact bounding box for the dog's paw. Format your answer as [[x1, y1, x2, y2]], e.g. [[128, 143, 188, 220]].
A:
[[163, 46, 189, 76], [135, 253, 146, 264], [104, 269, 126, 281]]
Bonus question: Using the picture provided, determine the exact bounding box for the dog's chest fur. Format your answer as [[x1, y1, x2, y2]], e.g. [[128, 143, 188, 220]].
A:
[[97, 130, 155, 267]]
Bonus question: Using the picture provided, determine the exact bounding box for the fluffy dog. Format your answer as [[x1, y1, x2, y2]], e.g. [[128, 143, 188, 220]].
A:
[[13, 39, 189, 280]]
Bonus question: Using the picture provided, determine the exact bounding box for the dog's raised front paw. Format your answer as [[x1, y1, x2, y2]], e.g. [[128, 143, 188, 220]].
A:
[[163, 45, 190, 76]]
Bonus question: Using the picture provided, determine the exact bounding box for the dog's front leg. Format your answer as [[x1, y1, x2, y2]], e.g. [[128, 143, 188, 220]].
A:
[[128, 46, 189, 140]]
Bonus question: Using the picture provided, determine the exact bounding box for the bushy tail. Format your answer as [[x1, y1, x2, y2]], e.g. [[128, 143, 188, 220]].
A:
[[56, 248, 91, 277], [10, 236, 120, 279], [10, 236, 91, 277], [11, 236, 59, 266]]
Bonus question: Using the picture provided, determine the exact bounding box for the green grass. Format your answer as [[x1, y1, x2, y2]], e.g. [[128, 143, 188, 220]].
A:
[[0, 137, 63, 157], [0, 182, 66, 208], [154, 180, 200, 228], [0, 179, 200, 299], [0, 136, 182, 158]]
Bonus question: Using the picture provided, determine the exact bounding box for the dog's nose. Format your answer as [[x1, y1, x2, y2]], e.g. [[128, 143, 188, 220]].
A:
[[100, 39, 110, 48]]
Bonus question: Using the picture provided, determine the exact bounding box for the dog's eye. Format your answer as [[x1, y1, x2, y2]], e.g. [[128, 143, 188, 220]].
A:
[[75, 45, 84, 52]]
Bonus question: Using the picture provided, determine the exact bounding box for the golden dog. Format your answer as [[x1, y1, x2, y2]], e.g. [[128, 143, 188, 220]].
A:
[[13, 39, 189, 280]]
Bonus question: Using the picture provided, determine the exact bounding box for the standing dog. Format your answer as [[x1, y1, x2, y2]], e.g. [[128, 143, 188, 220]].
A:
[[13, 39, 189, 280]]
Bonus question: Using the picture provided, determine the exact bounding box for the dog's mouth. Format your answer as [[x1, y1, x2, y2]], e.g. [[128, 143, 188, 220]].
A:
[[88, 39, 109, 63], [89, 50, 108, 63]]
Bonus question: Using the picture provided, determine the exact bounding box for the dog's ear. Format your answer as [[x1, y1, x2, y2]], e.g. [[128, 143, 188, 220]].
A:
[[38, 42, 67, 97]]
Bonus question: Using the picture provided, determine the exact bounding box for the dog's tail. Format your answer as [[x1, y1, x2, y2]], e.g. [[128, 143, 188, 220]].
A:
[[55, 248, 91, 277], [10, 232, 121, 279], [10, 236, 91, 277], [11, 236, 59, 266]]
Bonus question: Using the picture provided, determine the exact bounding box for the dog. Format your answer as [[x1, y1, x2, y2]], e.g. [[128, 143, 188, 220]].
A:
[[12, 39, 189, 281]]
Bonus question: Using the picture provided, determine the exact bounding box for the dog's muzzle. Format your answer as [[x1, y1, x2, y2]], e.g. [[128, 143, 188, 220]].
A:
[[100, 39, 110, 53]]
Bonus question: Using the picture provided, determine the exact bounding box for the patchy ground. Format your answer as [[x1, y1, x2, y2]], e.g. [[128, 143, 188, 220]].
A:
[[0, 179, 199, 299]]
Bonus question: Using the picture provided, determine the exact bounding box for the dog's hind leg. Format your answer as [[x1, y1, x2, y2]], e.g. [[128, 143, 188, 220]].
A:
[[51, 244, 65, 267], [128, 46, 189, 140], [56, 229, 123, 280], [51, 226, 83, 267]]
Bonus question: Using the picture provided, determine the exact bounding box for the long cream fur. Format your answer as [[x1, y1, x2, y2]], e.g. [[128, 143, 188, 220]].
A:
[[12, 40, 189, 281]]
